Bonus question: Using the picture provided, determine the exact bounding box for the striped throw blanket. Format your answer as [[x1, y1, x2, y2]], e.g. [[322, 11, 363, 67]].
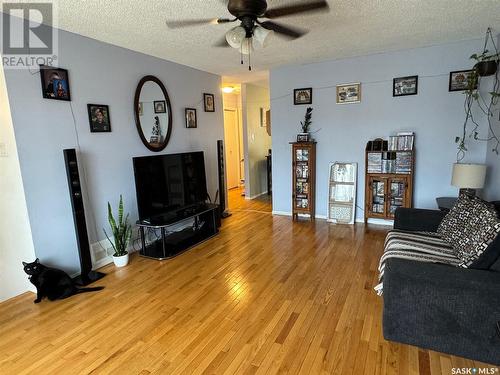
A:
[[374, 229, 460, 295]]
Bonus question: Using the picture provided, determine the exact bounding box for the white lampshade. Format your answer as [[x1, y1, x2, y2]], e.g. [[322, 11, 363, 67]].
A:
[[451, 163, 487, 189], [226, 26, 246, 49], [239, 37, 253, 55], [252, 26, 273, 49]]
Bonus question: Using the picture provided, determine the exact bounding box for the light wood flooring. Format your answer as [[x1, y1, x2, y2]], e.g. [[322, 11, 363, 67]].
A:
[[0, 191, 491, 374]]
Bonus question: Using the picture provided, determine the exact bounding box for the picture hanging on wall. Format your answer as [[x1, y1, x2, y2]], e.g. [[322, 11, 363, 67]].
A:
[[154, 100, 166, 113], [203, 93, 215, 112], [185, 108, 197, 128], [336, 83, 361, 104], [87, 104, 111, 133], [449, 70, 477, 92], [393, 75, 418, 97], [294, 88, 312, 105], [39, 65, 71, 101]]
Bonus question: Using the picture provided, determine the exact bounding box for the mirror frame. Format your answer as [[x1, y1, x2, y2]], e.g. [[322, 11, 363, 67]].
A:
[[134, 75, 172, 152]]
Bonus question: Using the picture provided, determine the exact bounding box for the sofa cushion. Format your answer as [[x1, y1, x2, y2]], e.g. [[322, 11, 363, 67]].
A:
[[437, 194, 500, 267]]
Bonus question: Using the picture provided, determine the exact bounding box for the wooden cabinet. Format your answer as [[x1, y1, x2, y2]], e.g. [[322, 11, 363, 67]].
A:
[[291, 142, 316, 221], [365, 174, 412, 220], [364, 136, 414, 222]]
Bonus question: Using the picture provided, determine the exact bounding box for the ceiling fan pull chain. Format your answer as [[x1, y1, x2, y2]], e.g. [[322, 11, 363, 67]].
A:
[[248, 39, 252, 71]]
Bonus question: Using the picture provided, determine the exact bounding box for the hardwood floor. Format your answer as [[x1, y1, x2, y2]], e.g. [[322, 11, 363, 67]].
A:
[[0, 194, 490, 374]]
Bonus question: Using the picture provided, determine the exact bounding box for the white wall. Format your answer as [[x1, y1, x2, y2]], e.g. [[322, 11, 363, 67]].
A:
[[242, 84, 271, 199], [0, 63, 36, 302], [270, 39, 491, 220], [4, 21, 224, 275]]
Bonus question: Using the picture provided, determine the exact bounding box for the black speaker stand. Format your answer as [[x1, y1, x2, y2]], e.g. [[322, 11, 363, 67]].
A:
[[73, 271, 106, 286]]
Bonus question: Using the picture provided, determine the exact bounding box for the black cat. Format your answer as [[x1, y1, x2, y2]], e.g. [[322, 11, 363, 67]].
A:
[[23, 259, 104, 304]]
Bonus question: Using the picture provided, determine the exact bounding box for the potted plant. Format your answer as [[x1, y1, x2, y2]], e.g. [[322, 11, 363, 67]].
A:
[[297, 107, 313, 142], [104, 195, 132, 267], [456, 27, 500, 159], [471, 51, 499, 77]]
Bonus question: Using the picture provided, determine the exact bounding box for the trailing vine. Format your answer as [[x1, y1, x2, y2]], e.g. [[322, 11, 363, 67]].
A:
[[456, 27, 500, 161]]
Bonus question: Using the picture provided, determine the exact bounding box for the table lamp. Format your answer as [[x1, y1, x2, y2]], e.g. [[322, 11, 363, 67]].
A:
[[451, 163, 487, 196]]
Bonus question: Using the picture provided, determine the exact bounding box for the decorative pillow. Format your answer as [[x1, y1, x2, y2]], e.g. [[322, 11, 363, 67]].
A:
[[437, 194, 500, 267]]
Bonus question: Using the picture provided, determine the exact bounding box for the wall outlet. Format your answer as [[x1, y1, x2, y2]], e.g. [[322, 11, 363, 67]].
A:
[[0, 143, 8, 157]]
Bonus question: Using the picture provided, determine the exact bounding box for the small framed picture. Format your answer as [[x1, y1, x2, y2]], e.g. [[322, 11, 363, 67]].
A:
[[393, 75, 418, 97], [185, 108, 197, 128], [87, 104, 111, 133], [203, 93, 215, 112], [297, 134, 310, 142], [294, 88, 312, 105], [449, 70, 477, 92], [337, 83, 361, 104], [39, 65, 71, 101], [154, 100, 166, 113]]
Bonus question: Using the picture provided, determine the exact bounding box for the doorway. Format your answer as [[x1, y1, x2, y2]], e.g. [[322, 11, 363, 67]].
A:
[[223, 109, 241, 190]]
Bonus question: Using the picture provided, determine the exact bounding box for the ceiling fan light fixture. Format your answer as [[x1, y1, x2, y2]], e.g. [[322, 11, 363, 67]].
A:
[[239, 37, 253, 55], [222, 86, 235, 93], [252, 26, 273, 49], [226, 26, 246, 49]]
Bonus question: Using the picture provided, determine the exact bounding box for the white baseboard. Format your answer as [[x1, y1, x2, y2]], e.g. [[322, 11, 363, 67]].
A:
[[271, 211, 327, 220], [245, 191, 268, 200], [272, 211, 392, 226]]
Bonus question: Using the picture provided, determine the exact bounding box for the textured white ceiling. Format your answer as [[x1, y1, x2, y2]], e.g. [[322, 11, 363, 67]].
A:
[[50, 0, 500, 82]]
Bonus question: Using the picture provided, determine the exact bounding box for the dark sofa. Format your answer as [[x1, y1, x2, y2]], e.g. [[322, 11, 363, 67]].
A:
[[382, 207, 500, 365]]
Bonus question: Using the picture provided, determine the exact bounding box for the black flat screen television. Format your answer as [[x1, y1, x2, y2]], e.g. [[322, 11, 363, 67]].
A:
[[133, 152, 208, 221]]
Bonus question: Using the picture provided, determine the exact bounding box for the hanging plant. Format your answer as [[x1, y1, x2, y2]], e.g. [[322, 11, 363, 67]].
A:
[[456, 27, 500, 160]]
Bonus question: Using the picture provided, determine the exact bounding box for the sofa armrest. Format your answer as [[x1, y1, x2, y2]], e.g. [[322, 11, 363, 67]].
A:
[[383, 258, 500, 365], [394, 208, 447, 232]]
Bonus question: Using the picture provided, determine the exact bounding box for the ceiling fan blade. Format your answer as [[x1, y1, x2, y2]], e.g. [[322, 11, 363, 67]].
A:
[[263, 1, 329, 19], [166, 18, 233, 29], [259, 21, 307, 39]]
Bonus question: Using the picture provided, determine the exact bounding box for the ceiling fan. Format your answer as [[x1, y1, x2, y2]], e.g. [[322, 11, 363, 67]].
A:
[[166, 0, 329, 70]]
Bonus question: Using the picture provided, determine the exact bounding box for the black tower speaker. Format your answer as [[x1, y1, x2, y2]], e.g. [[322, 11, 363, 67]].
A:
[[217, 140, 231, 218], [63, 149, 105, 286]]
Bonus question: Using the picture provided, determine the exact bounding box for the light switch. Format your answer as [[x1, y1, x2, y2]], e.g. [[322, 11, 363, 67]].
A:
[[0, 143, 7, 157]]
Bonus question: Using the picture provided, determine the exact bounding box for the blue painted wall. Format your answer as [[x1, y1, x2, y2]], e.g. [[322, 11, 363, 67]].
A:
[[270, 39, 494, 220], [4, 23, 224, 274]]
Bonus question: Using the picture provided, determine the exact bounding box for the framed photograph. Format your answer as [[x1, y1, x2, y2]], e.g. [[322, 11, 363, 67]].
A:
[[87, 104, 111, 133], [297, 133, 310, 142], [449, 70, 477, 92], [39, 65, 71, 101], [154, 100, 166, 113], [337, 83, 361, 104], [294, 88, 312, 105], [185, 108, 197, 128], [203, 93, 215, 112], [138, 102, 144, 116], [393, 75, 418, 97]]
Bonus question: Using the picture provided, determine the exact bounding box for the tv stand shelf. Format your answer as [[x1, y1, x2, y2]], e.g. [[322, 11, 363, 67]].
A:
[[136, 203, 219, 260]]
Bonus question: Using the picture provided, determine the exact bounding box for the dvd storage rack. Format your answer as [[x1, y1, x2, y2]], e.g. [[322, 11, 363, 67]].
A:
[[364, 133, 415, 222], [291, 142, 316, 221]]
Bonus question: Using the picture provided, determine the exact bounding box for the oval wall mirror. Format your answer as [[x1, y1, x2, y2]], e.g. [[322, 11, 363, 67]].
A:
[[134, 75, 172, 152]]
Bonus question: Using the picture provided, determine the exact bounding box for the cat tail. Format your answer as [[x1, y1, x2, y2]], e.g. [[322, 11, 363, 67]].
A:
[[75, 286, 104, 294]]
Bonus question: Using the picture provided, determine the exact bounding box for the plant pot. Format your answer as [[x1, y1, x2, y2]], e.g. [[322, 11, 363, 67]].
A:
[[475, 61, 498, 77], [112, 253, 129, 267]]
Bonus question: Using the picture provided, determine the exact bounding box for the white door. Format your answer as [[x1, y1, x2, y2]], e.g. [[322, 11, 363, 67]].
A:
[[224, 109, 240, 189]]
